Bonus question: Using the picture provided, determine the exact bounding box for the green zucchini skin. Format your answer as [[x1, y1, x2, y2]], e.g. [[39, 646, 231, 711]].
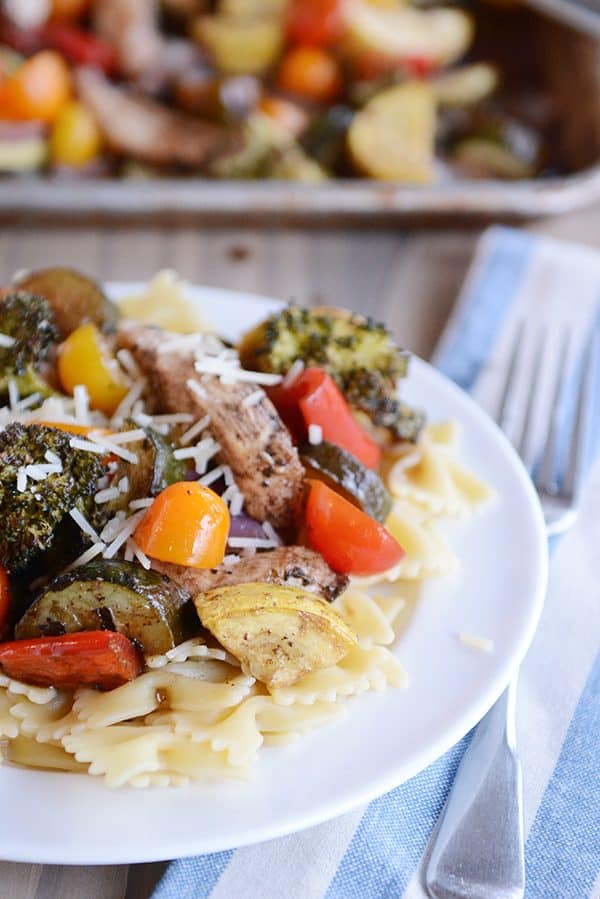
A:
[[15, 560, 194, 655], [110, 426, 187, 511], [300, 441, 393, 523]]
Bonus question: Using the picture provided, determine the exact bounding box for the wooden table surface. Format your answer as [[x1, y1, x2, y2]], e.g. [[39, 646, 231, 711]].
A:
[[0, 206, 598, 899]]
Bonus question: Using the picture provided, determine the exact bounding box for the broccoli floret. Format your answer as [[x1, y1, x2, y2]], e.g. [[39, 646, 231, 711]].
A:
[[0, 423, 106, 573], [239, 306, 424, 442], [343, 369, 425, 442], [0, 291, 59, 399]]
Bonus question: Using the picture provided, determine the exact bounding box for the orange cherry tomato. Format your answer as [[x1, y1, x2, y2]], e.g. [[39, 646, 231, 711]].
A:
[[0, 564, 11, 640], [134, 482, 230, 569], [286, 0, 346, 47], [277, 47, 342, 103], [305, 480, 404, 576], [0, 51, 71, 123], [57, 323, 129, 416]]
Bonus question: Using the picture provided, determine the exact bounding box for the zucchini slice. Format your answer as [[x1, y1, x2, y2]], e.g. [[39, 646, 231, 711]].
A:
[[15, 560, 194, 655], [300, 441, 392, 523], [109, 426, 187, 511], [194, 582, 357, 688]]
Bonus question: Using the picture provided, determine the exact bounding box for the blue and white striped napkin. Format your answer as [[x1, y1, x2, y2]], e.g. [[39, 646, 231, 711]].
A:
[[152, 227, 600, 899]]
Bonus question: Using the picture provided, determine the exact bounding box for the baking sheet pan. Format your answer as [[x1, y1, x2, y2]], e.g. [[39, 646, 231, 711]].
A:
[[0, 7, 598, 223]]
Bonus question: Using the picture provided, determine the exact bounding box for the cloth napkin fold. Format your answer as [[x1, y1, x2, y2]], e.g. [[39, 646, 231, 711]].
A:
[[152, 226, 600, 899]]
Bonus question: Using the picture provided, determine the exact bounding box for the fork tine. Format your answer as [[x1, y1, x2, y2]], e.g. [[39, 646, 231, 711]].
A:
[[515, 325, 546, 468], [561, 329, 598, 501], [536, 330, 572, 495], [496, 321, 525, 432]]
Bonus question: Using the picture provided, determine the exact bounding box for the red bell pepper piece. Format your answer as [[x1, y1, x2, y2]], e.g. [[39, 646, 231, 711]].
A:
[[0, 631, 142, 690], [0, 565, 10, 641], [41, 24, 118, 74], [269, 367, 381, 468], [305, 480, 404, 575]]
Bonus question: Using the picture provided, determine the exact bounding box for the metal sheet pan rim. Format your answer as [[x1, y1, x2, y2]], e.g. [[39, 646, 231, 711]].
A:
[[2, 166, 600, 218]]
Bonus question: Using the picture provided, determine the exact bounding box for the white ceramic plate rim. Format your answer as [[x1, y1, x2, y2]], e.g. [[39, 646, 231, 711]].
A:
[[0, 283, 548, 864]]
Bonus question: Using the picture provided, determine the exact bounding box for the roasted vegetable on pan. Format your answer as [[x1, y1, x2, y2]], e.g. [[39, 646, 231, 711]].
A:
[[348, 82, 436, 183], [194, 582, 357, 688], [0, 0, 551, 184], [15, 559, 194, 654]]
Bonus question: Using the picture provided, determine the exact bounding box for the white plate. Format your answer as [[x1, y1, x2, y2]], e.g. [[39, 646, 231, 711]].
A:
[[0, 284, 548, 865]]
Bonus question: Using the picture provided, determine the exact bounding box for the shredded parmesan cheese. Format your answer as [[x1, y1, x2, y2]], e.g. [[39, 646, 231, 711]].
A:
[[242, 389, 264, 408], [229, 491, 244, 516], [282, 359, 304, 387], [73, 385, 90, 424], [308, 424, 323, 445], [69, 437, 106, 455], [179, 415, 211, 446], [116, 348, 141, 379], [198, 465, 226, 487], [69, 507, 101, 543], [110, 380, 146, 425], [8, 379, 19, 411], [103, 511, 147, 559], [458, 632, 494, 653], [108, 429, 146, 445], [15, 393, 41, 412], [194, 357, 282, 385], [186, 378, 207, 400], [95, 487, 121, 504], [64, 542, 107, 571], [228, 536, 279, 550], [222, 554, 241, 566], [127, 538, 151, 570], [129, 498, 154, 511]]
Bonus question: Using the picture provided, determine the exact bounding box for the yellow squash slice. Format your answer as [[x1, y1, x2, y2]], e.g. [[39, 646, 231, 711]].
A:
[[193, 15, 283, 75], [348, 81, 436, 183], [194, 583, 357, 688], [343, 1, 473, 67]]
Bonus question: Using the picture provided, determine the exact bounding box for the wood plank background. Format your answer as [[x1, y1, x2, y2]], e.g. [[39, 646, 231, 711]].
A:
[[0, 205, 598, 898]]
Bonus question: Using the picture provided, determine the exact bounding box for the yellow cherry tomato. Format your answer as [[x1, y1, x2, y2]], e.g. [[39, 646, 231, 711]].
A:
[[50, 101, 103, 167], [57, 323, 129, 415], [134, 482, 230, 569], [0, 51, 71, 124]]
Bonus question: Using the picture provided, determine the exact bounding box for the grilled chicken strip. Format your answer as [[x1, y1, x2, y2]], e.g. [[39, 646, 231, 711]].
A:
[[116, 321, 305, 529], [153, 547, 349, 602], [75, 68, 241, 169], [93, 0, 163, 81]]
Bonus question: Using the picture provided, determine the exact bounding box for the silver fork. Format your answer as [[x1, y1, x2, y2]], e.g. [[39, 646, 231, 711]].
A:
[[424, 320, 597, 899]]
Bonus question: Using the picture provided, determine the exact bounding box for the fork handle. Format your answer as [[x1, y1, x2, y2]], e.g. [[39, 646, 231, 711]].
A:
[[425, 682, 525, 899]]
